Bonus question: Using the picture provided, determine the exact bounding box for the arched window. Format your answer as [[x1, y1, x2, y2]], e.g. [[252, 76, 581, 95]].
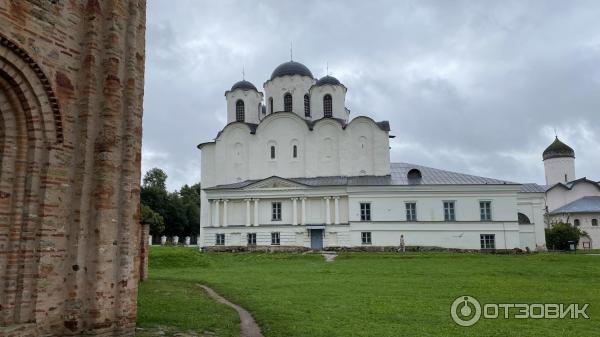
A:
[[293, 145, 298, 158], [270, 145, 276, 159], [304, 94, 310, 117], [323, 94, 332, 117], [407, 168, 422, 180], [235, 100, 245, 122], [284, 93, 293, 112], [518, 213, 531, 224], [269, 97, 273, 114], [574, 219, 580, 227]]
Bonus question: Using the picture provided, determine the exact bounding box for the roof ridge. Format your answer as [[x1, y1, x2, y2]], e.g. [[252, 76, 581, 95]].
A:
[[391, 162, 519, 184]]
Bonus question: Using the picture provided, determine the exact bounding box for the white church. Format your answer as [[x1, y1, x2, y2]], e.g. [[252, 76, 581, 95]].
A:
[[197, 60, 598, 251]]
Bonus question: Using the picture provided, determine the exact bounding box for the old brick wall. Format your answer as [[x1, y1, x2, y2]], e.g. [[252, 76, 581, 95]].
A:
[[139, 223, 149, 282], [0, 0, 146, 336]]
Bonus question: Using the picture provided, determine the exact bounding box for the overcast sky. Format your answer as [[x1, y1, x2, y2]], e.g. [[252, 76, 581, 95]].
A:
[[143, 0, 600, 191]]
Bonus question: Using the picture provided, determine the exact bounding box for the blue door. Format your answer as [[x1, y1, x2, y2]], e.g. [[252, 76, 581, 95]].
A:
[[310, 229, 323, 250]]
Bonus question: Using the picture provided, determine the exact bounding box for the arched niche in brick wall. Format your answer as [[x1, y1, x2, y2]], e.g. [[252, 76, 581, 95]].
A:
[[0, 34, 63, 327]]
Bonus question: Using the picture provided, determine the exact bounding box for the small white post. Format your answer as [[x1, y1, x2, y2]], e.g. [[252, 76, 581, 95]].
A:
[[185, 236, 191, 246], [160, 235, 166, 245], [173, 236, 179, 245]]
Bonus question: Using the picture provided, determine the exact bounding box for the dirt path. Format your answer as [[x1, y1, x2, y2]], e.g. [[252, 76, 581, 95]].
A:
[[196, 284, 264, 337], [322, 251, 337, 262]]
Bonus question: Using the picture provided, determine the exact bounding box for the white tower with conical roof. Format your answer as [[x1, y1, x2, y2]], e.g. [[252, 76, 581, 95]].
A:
[[543, 137, 575, 185]]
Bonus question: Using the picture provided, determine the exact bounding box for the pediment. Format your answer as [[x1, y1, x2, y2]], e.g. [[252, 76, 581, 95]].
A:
[[243, 176, 307, 190]]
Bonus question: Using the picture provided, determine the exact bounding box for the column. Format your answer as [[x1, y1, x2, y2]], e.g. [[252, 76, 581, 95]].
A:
[[334, 196, 340, 225], [214, 199, 220, 227], [301, 197, 306, 225], [325, 197, 331, 225], [254, 198, 259, 226], [292, 198, 298, 226], [223, 199, 228, 227], [245, 199, 251, 226]]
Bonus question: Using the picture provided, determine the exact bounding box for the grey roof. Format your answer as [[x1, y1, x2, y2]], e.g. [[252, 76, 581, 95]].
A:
[[549, 196, 600, 214], [546, 177, 600, 192], [543, 137, 575, 160], [206, 162, 518, 190], [520, 183, 549, 193], [231, 80, 257, 91], [316, 75, 341, 86], [270, 61, 313, 80]]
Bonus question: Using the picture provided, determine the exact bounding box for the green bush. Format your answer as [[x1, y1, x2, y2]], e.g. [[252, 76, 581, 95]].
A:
[[545, 222, 586, 251]]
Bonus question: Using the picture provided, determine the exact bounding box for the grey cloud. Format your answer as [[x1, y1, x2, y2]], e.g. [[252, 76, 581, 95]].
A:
[[143, 0, 600, 190]]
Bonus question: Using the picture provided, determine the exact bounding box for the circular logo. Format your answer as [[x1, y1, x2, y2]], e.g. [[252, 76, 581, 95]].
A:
[[451, 295, 482, 326]]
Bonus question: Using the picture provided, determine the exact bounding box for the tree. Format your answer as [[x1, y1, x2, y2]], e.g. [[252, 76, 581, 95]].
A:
[[163, 192, 189, 236], [141, 168, 168, 220], [180, 183, 201, 236], [143, 167, 168, 190], [545, 222, 587, 251], [141, 203, 165, 236], [139, 167, 201, 237]]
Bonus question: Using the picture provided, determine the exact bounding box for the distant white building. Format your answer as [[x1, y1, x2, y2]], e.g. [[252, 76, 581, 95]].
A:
[[198, 60, 552, 251], [542, 138, 600, 249]]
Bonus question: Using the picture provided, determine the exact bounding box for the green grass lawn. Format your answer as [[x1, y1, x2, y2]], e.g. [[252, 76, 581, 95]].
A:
[[137, 247, 600, 337]]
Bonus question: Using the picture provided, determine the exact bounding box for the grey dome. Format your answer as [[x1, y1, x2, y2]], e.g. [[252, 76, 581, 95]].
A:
[[543, 137, 575, 160], [316, 75, 341, 86], [231, 80, 257, 91], [270, 61, 313, 80]]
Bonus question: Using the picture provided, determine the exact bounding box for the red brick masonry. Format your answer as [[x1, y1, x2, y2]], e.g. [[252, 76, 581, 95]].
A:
[[0, 1, 146, 336]]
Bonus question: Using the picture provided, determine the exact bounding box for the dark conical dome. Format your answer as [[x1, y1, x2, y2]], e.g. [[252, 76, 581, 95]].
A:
[[543, 137, 575, 160], [270, 61, 313, 80], [316, 75, 341, 86], [231, 80, 257, 91]]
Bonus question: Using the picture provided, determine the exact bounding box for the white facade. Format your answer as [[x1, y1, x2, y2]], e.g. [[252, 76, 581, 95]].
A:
[[541, 138, 600, 249], [544, 157, 575, 185], [199, 60, 548, 251]]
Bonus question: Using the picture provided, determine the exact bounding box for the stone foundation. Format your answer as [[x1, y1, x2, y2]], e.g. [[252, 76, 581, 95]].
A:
[[202, 245, 527, 254], [202, 245, 312, 253]]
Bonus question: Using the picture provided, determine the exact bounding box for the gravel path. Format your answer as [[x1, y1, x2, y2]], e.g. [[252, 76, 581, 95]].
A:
[[196, 284, 264, 337]]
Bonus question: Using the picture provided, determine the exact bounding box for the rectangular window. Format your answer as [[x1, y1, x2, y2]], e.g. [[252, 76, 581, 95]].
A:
[[360, 203, 371, 221], [592, 219, 598, 226], [247, 233, 256, 246], [361, 232, 372, 245], [215, 233, 225, 246], [272, 202, 282, 221], [405, 202, 417, 221], [443, 201, 455, 221], [271, 232, 280, 245], [480, 201, 492, 221], [480, 234, 495, 250]]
